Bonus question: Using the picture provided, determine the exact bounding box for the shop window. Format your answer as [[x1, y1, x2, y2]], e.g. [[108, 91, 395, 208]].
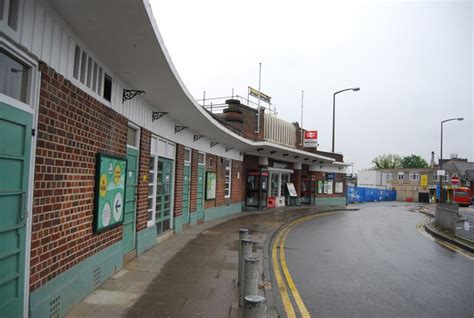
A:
[[327, 180, 334, 194], [225, 159, 232, 198], [147, 156, 157, 226], [398, 172, 404, 180], [0, 49, 29, 103]]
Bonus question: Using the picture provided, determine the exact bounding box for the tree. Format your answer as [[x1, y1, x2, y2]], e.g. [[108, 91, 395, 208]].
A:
[[401, 154, 429, 168], [372, 154, 402, 169]]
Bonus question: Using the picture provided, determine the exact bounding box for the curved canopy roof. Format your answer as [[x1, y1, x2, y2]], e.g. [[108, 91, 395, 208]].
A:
[[50, 0, 342, 165]]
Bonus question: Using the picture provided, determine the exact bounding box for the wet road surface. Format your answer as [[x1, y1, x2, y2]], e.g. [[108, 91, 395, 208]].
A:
[[285, 202, 473, 317]]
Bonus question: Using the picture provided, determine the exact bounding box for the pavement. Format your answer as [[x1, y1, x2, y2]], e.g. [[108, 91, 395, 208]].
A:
[[66, 205, 349, 318], [414, 204, 474, 252]]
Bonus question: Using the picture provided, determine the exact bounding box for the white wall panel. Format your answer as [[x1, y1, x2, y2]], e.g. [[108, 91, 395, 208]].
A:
[[7, 0, 241, 161]]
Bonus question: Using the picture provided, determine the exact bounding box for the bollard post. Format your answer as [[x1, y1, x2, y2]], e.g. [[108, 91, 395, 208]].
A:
[[239, 239, 253, 307], [238, 229, 249, 286], [244, 295, 266, 318], [243, 257, 259, 305]]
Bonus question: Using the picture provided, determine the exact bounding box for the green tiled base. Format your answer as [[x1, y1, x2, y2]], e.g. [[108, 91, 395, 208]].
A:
[[190, 211, 202, 226], [204, 202, 243, 222], [174, 214, 185, 233], [29, 241, 123, 318], [136, 225, 157, 255], [315, 196, 347, 206]]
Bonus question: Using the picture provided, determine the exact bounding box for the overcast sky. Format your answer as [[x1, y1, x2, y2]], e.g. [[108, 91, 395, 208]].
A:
[[149, 0, 473, 172]]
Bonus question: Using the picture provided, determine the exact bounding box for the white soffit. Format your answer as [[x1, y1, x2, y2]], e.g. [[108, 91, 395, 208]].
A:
[[49, 0, 337, 163]]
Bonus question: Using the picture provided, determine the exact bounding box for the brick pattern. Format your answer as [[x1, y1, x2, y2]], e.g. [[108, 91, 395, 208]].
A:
[[293, 169, 302, 196], [31, 63, 127, 291], [173, 144, 185, 217], [231, 160, 243, 204], [136, 129, 151, 231], [189, 149, 199, 213]]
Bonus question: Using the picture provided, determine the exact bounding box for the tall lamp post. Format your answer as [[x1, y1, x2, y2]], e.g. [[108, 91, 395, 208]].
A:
[[332, 87, 360, 153], [439, 117, 463, 203]]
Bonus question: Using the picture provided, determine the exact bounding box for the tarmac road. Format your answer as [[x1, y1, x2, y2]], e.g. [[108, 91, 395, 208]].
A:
[[283, 202, 473, 318]]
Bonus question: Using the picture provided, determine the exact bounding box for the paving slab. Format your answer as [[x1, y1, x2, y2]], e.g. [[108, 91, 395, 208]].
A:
[[66, 206, 347, 317]]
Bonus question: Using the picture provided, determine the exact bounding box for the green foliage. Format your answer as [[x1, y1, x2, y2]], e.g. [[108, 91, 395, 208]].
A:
[[401, 154, 429, 168], [372, 154, 402, 169]]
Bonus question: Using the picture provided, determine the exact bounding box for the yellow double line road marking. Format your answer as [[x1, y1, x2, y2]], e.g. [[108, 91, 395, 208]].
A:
[[272, 212, 336, 317], [416, 216, 474, 260]]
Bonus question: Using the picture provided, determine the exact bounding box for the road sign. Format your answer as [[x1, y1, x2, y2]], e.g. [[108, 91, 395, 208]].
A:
[[437, 169, 445, 176], [451, 176, 459, 185]]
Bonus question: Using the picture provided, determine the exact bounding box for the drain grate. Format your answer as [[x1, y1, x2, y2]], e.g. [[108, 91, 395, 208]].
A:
[[49, 296, 60, 318], [93, 267, 101, 287]]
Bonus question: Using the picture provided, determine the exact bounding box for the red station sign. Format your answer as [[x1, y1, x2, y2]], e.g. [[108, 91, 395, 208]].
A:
[[451, 176, 460, 185]]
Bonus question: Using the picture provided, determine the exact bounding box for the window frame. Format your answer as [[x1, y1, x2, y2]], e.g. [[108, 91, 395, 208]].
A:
[[0, 0, 23, 42], [386, 173, 392, 181], [398, 172, 404, 181], [0, 37, 38, 114], [126, 123, 140, 149], [409, 172, 420, 181], [224, 158, 232, 198]]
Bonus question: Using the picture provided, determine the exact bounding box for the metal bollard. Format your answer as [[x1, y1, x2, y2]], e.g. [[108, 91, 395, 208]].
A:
[[238, 229, 250, 286], [239, 239, 253, 307], [243, 257, 259, 303], [244, 295, 266, 318]]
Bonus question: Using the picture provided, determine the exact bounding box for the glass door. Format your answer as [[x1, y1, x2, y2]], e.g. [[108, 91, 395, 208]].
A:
[[156, 157, 173, 234]]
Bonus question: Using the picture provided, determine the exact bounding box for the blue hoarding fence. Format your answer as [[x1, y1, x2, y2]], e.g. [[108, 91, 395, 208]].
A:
[[347, 186, 396, 204]]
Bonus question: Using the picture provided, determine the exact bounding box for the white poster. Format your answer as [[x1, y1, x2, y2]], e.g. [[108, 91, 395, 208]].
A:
[[327, 180, 333, 194], [335, 182, 343, 193]]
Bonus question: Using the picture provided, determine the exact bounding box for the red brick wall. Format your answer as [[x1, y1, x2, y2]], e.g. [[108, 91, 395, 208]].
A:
[[31, 63, 127, 291], [189, 149, 199, 213], [231, 160, 243, 204], [173, 144, 185, 217], [293, 169, 302, 196], [136, 129, 151, 231]]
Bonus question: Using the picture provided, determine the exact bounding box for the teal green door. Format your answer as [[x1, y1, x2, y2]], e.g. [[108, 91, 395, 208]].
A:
[[0, 103, 32, 317], [182, 164, 190, 223], [123, 147, 138, 255], [196, 165, 205, 220], [156, 158, 173, 234]]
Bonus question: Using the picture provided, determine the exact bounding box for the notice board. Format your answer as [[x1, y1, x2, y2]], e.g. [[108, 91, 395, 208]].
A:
[[94, 153, 127, 232]]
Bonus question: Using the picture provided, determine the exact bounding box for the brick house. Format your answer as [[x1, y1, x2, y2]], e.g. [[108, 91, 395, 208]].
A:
[[0, 0, 349, 316]]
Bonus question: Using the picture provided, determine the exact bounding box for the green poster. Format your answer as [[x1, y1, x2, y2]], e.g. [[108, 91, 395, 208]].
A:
[[94, 153, 127, 232]]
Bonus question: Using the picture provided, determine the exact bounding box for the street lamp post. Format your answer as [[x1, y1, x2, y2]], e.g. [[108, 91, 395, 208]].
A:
[[439, 117, 463, 204], [332, 87, 360, 153]]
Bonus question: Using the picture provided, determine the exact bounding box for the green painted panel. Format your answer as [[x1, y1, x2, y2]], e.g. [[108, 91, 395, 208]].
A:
[[173, 214, 184, 233], [314, 196, 347, 207], [0, 102, 32, 318], [123, 147, 138, 255], [204, 202, 242, 222], [29, 242, 123, 318], [136, 225, 157, 255]]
